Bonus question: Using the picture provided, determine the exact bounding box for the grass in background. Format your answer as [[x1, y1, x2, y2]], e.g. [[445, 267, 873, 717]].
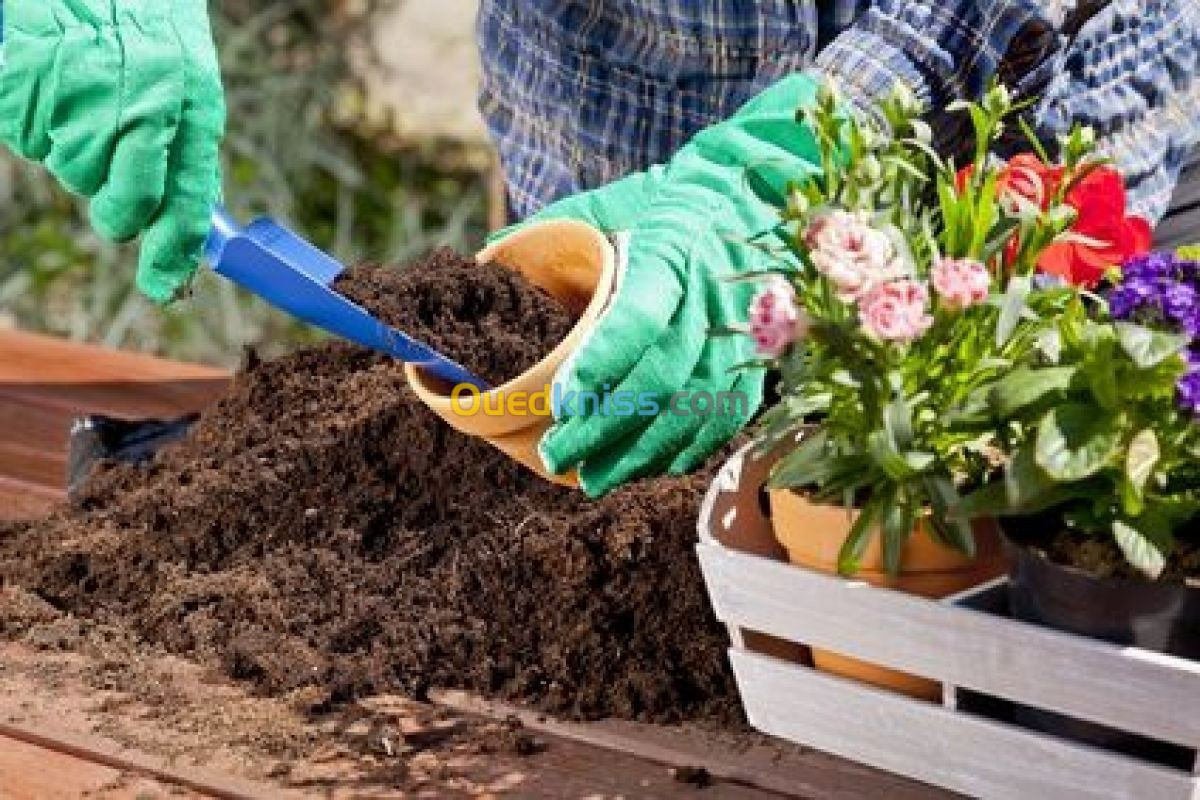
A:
[[0, 0, 489, 366]]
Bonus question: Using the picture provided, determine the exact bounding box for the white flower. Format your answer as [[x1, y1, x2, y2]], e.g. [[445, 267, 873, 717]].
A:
[[805, 210, 909, 302]]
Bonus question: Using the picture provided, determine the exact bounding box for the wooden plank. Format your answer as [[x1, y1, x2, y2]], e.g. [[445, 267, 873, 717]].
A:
[[0, 329, 226, 437], [0, 735, 128, 799], [433, 690, 949, 799], [0, 329, 224, 385], [731, 650, 1197, 800], [0, 394, 77, 492], [0, 722, 295, 800], [0, 377, 227, 423], [698, 542, 1200, 749]]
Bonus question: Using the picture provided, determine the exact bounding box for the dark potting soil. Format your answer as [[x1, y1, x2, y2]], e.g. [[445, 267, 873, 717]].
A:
[[332, 249, 577, 387], [0, 339, 741, 726], [1039, 529, 1200, 583]]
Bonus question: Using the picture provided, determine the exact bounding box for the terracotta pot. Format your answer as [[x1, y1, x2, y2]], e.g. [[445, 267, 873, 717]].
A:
[[769, 487, 1008, 700], [405, 220, 618, 486]]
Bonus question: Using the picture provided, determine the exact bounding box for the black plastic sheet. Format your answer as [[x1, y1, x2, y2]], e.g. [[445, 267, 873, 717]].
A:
[[66, 414, 198, 498]]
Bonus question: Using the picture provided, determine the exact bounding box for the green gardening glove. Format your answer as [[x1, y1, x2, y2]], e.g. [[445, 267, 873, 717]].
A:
[[0, 0, 226, 303], [513, 72, 829, 496]]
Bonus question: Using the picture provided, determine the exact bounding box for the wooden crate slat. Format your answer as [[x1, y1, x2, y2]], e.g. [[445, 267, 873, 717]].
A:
[[699, 542, 1200, 748], [730, 650, 1197, 800]]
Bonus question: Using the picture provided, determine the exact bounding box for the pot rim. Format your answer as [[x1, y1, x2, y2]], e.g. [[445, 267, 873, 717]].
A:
[[404, 219, 618, 441]]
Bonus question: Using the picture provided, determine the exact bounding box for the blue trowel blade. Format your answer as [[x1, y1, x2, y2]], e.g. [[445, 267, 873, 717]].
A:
[[205, 207, 488, 389]]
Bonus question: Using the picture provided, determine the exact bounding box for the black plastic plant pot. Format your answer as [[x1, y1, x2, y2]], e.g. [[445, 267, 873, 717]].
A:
[[1002, 528, 1200, 767]]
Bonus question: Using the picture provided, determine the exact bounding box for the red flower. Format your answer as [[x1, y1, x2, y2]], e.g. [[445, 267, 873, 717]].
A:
[[998, 154, 1062, 213], [957, 154, 1064, 272], [955, 154, 1062, 213], [1037, 166, 1152, 288]]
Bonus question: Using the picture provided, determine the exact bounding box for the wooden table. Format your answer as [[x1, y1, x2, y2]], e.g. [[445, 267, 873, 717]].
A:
[[0, 329, 947, 798]]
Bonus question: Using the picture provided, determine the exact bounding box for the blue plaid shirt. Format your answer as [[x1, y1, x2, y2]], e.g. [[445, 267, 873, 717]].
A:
[[478, 1, 1200, 225]]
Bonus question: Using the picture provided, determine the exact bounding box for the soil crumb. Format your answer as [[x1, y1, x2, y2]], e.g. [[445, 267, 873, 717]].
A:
[[333, 249, 576, 386], [492, 715, 543, 757], [0, 249, 741, 726]]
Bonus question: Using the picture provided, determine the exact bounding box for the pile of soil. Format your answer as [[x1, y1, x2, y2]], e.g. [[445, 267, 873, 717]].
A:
[[0, 252, 742, 726], [333, 250, 577, 386]]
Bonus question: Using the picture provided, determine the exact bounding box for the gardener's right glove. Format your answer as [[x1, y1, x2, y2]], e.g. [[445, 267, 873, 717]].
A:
[[0, 0, 226, 303]]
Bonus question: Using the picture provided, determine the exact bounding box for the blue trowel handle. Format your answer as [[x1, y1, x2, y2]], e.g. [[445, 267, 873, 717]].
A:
[[205, 207, 489, 390]]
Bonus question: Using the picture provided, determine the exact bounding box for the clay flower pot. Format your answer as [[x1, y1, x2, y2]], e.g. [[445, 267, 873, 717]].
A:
[[768, 487, 1008, 700], [406, 219, 618, 486]]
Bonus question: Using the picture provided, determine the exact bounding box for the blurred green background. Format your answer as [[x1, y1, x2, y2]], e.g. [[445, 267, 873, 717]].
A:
[[0, 0, 491, 367]]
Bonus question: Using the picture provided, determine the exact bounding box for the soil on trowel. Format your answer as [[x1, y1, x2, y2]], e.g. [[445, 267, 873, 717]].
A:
[[0, 249, 742, 727], [333, 249, 577, 386]]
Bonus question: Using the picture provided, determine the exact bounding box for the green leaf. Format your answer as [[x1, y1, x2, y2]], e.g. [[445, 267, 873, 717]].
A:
[[868, 429, 914, 481], [1122, 358, 1187, 401], [1113, 520, 1167, 580], [1118, 474, 1145, 518], [955, 445, 1092, 518], [1082, 335, 1120, 411], [989, 365, 1077, 417], [1035, 404, 1121, 482], [1126, 429, 1160, 496], [1037, 327, 1062, 363], [880, 494, 913, 576], [884, 392, 914, 449], [938, 179, 963, 254], [723, 269, 799, 285], [768, 429, 832, 490], [997, 276, 1031, 347], [923, 474, 975, 555], [969, 170, 998, 258], [1018, 114, 1050, 163], [1115, 322, 1189, 369], [837, 496, 879, 576]]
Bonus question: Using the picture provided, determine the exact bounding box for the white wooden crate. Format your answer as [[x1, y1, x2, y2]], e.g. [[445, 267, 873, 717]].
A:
[[696, 443, 1200, 800]]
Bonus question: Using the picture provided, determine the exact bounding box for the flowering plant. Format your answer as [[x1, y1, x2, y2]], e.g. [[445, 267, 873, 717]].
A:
[[743, 81, 1151, 574], [957, 250, 1200, 579]]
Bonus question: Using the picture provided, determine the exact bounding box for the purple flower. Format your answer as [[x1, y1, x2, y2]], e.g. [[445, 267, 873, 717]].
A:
[[1179, 368, 1200, 416], [1109, 251, 1200, 415], [1107, 251, 1200, 332], [1108, 277, 1160, 320], [1175, 351, 1200, 415], [1124, 251, 1177, 281], [1164, 283, 1200, 330], [1108, 286, 1139, 319]]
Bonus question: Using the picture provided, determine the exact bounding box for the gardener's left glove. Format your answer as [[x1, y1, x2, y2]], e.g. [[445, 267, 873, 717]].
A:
[[0, 0, 226, 303], [506, 73, 828, 496]]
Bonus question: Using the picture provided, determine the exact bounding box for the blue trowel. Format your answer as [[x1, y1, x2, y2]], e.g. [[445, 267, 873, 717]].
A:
[[204, 207, 488, 389]]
